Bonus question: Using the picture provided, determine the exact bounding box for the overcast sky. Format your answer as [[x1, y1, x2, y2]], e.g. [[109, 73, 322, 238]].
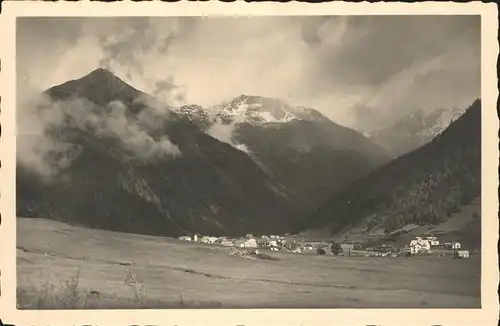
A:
[[17, 15, 481, 130]]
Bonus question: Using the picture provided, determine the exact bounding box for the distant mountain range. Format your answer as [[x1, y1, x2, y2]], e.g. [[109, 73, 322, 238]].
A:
[[364, 107, 466, 157], [304, 99, 481, 238], [16, 68, 389, 237], [174, 94, 391, 210]]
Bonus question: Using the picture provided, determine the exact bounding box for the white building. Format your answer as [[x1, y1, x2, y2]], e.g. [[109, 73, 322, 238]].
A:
[[220, 240, 234, 247], [455, 250, 470, 259], [452, 242, 461, 249], [243, 238, 258, 248], [200, 236, 218, 244], [409, 238, 431, 254], [268, 240, 278, 247], [426, 236, 440, 246]]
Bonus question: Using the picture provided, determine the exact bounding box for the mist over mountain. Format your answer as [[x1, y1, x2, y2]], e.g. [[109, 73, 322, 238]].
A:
[[304, 99, 481, 237], [17, 69, 306, 237]]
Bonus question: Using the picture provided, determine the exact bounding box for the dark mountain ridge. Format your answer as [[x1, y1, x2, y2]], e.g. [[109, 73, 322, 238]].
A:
[[304, 99, 481, 236], [46, 68, 148, 107], [233, 117, 391, 207]]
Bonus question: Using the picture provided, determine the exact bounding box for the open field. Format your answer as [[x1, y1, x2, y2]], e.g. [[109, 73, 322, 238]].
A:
[[17, 217, 481, 309]]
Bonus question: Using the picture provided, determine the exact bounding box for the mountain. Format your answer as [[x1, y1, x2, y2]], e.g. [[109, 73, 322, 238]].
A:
[[212, 95, 331, 125], [172, 95, 331, 129], [304, 99, 481, 238], [366, 107, 466, 157], [232, 117, 391, 208], [174, 95, 392, 210], [46, 68, 149, 107], [16, 69, 305, 237]]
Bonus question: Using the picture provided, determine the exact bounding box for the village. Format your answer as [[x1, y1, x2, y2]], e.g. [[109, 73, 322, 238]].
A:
[[178, 231, 472, 259]]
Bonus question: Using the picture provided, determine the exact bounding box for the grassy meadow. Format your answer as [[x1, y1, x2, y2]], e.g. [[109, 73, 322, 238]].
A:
[[17, 217, 481, 309]]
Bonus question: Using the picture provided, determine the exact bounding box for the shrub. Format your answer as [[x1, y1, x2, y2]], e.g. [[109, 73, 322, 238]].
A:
[[317, 248, 326, 255], [17, 270, 95, 309], [17, 268, 148, 309]]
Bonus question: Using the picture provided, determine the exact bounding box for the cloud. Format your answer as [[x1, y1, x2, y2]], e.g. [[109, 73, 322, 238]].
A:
[[17, 94, 181, 180], [100, 100, 181, 160], [313, 16, 479, 87], [352, 30, 481, 131], [206, 103, 251, 154], [152, 77, 186, 106], [17, 93, 81, 180], [17, 15, 481, 131], [207, 121, 246, 152]]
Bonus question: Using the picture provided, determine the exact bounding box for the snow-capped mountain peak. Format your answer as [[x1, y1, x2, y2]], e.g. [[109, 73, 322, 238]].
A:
[[172, 95, 331, 127], [418, 107, 466, 137], [172, 94, 336, 130], [213, 95, 301, 125], [367, 106, 467, 157], [221, 95, 334, 125]]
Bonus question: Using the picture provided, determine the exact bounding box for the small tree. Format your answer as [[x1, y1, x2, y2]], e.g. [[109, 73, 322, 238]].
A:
[[330, 241, 342, 256]]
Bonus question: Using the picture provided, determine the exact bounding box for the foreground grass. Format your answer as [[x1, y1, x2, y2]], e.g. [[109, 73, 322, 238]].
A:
[[17, 217, 481, 309], [17, 269, 144, 309], [17, 268, 225, 309]]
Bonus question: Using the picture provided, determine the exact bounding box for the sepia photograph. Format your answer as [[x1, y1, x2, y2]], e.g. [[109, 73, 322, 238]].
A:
[[0, 1, 498, 326]]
